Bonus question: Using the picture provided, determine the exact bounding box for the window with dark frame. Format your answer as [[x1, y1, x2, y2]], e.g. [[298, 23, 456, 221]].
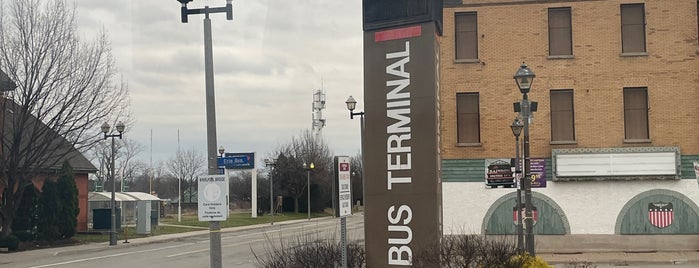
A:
[[550, 90, 575, 142], [623, 87, 649, 140], [621, 4, 646, 53], [455, 12, 478, 60], [456, 93, 480, 143], [548, 7, 572, 56]]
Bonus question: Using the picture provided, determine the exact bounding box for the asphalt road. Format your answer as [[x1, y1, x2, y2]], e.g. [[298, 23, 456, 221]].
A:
[[4, 214, 699, 268], [2, 215, 365, 268]]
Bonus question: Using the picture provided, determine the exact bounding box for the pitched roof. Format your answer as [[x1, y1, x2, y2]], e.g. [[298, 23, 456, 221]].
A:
[[2, 98, 97, 173]]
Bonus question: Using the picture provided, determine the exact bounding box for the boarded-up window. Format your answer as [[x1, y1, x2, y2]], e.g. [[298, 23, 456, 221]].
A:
[[550, 90, 575, 141], [624, 87, 649, 140], [548, 7, 572, 56], [457, 93, 480, 143], [455, 12, 478, 60], [621, 4, 646, 53]]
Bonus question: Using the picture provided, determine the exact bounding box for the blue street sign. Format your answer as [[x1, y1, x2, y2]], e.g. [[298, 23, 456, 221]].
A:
[[217, 152, 255, 169]]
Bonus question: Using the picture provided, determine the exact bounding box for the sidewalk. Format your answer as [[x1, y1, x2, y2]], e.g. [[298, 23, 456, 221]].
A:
[[539, 251, 699, 266]]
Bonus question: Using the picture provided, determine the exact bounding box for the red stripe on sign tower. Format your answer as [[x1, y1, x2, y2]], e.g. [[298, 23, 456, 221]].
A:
[[648, 202, 674, 228], [375, 25, 422, 42]]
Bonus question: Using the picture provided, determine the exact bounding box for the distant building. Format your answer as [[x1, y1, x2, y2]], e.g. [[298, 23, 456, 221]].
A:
[[440, 0, 699, 247]]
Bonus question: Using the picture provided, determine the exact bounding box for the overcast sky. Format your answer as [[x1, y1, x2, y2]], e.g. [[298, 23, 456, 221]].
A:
[[74, 0, 364, 166]]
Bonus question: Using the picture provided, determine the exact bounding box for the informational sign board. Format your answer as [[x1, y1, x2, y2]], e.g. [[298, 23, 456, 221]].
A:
[[198, 175, 229, 221], [217, 152, 255, 169], [335, 156, 352, 217], [362, 21, 442, 266], [530, 158, 547, 188]]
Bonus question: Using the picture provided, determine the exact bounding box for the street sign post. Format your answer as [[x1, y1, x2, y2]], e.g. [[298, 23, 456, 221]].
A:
[[218, 152, 255, 169], [334, 156, 352, 268], [336, 156, 352, 217], [217, 152, 258, 218], [198, 175, 229, 222]]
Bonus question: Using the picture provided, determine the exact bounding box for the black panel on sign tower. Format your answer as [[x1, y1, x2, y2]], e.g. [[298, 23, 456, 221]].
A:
[[363, 0, 442, 35]]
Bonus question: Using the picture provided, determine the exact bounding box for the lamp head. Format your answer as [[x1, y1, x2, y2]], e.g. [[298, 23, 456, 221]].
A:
[[513, 63, 535, 94], [310, 163, 315, 169], [345, 96, 357, 111], [101, 122, 110, 134], [115, 121, 125, 133], [218, 145, 225, 156], [510, 117, 523, 138]]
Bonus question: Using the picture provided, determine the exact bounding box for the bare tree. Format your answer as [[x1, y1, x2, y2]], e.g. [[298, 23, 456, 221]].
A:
[[0, 0, 129, 237], [90, 138, 143, 192], [167, 148, 206, 204], [272, 129, 332, 213]]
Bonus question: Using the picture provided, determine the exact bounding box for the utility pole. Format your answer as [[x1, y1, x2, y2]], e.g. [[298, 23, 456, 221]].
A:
[[177, 1, 232, 267]]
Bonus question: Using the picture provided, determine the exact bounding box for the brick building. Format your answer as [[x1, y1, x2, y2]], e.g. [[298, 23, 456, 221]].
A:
[[440, 0, 699, 249]]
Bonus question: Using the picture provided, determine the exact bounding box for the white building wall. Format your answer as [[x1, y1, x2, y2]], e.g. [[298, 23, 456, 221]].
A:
[[443, 180, 699, 235]]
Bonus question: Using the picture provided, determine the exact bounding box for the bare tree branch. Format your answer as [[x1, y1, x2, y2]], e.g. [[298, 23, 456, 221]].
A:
[[0, 0, 130, 236]]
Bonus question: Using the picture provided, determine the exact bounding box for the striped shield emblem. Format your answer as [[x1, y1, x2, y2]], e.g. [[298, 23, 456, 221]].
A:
[[648, 202, 674, 228], [512, 205, 538, 226]]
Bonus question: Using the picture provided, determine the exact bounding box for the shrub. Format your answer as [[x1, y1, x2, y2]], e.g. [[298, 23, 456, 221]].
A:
[[0, 234, 20, 251], [510, 253, 553, 268], [13, 230, 34, 242], [412, 234, 540, 268], [252, 233, 365, 268]]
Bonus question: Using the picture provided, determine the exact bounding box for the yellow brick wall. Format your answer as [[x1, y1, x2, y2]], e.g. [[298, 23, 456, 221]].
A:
[[440, 0, 699, 159]]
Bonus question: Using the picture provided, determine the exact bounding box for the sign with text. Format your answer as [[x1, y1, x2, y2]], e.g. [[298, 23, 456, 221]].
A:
[[363, 21, 442, 266], [197, 175, 229, 221], [335, 156, 352, 217], [530, 158, 547, 188], [218, 152, 255, 169]]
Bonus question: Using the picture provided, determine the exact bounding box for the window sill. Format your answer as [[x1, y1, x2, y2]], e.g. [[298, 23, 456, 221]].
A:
[[456, 142, 482, 147], [454, 59, 480, 64], [623, 139, 651, 143], [620, 52, 648, 57], [547, 55, 574, 59], [550, 141, 577, 145]]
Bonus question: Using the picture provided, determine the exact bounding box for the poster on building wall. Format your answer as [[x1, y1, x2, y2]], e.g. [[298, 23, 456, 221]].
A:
[[530, 158, 547, 188], [694, 162, 699, 186], [485, 158, 515, 188]]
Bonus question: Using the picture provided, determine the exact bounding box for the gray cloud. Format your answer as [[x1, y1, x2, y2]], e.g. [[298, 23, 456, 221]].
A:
[[76, 0, 364, 164]]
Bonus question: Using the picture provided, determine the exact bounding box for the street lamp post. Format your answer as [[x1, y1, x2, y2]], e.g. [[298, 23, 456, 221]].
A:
[[345, 96, 365, 207], [264, 158, 277, 225], [101, 121, 125, 246], [513, 63, 536, 256], [177, 1, 232, 267], [303, 162, 315, 220], [510, 117, 524, 252]]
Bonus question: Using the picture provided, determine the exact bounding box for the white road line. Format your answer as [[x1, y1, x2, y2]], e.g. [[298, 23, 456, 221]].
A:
[[167, 223, 364, 258], [28, 243, 195, 268]]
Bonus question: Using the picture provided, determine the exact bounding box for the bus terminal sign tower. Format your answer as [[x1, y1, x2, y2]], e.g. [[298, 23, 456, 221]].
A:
[[362, 1, 443, 266]]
